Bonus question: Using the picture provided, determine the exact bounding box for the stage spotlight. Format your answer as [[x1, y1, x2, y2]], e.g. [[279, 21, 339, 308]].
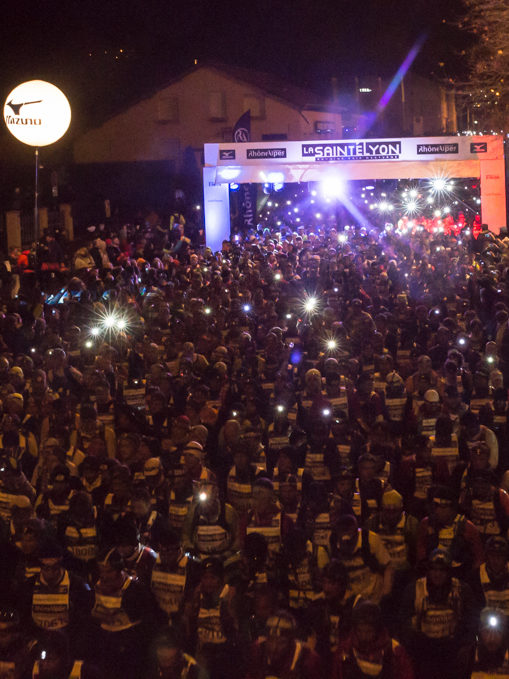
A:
[[321, 176, 345, 199], [219, 167, 240, 181]]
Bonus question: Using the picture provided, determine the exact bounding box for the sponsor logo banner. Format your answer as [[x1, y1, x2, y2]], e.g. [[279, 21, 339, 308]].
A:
[[219, 149, 235, 160], [246, 148, 287, 159], [471, 142, 488, 153], [302, 141, 401, 161], [417, 143, 458, 154]]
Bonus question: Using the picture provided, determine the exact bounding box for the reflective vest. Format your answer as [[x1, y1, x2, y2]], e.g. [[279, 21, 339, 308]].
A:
[[414, 465, 433, 500], [470, 648, 509, 678], [97, 409, 115, 428], [227, 468, 254, 514], [386, 396, 406, 422], [76, 423, 106, 454], [151, 556, 188, 615], [437, 515, 464, 560], [335, 443, 352, 467], [268, 431, 290, 455], [103, 493, 130, 522], [272, 468, 303, 495], [414, 576, 461, 639], [92, 577, 140, 632], [339, 532, 378, 599], [32, 571, 70, 630], [480, 563, 509, 614], [431, 440, 459, 474], [47, 496, 72, 517], [195, 521, 230, 557], [137, 510, 158, 545], [64, 524, 98, 562], [288, 553, 316, 609], [247, 513, 282, 553], [375, 514, 408, 569], [470, 398, 493, 418], [197, 585, 229, 646], [419, 417, 437, 437], [168, 491, 192, 533], [352, 480, 379, 520], [0, 488, 21, 521], [312, 512, 331, 548], [328, 378, 349, 417], [305, 448, 331, 482], [32, 660, 83, 679], [471, 499, 500, 537]]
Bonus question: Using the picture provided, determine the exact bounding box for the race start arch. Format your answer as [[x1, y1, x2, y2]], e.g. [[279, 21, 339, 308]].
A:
[[203, 135, 506, 251]]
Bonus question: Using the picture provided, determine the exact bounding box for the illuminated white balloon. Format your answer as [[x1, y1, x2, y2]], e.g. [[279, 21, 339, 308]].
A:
[[3, 80, 71, 146]]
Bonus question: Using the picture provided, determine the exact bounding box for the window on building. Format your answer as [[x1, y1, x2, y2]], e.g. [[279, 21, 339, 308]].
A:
[[209, 91, 226, 121], [157, 96, 179, 123], [242, 95, 265, 119], [314, 121, 336, 134]]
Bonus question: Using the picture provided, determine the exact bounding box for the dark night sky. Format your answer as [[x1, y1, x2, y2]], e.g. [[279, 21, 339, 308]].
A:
[[1, 0, 469, 133]]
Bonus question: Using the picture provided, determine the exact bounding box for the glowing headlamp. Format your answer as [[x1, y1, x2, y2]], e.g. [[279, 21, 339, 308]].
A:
[[304, 297, 318, 313], [199, 491, 208, 502]]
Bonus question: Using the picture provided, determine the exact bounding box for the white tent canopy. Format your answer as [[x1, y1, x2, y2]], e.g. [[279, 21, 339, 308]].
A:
[[203, 135, 506, 251]]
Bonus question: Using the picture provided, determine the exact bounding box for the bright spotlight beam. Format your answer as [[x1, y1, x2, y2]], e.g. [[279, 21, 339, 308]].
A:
[[94, 306, 130, 338], [300, 294, 320, 317], [321, 176, 345, 199]]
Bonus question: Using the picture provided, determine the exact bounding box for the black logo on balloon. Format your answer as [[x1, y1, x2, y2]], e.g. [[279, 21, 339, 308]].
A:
[[6, 100, 42, 115]]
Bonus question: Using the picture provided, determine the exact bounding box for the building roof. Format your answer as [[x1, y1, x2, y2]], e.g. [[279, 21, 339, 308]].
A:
[[87, 61, 344, 130], [202, 62, 342, 113]]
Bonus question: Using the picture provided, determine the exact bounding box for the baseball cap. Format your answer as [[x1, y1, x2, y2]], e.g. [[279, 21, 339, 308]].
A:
[[424, 389, 440, 403], [183, 441, 204, 459], [174, 415, 191, 430], [428, 548, 452, 568], [382, 490, 403, 508], [144, 457, 162, 477], [386, 371, 404, 387]]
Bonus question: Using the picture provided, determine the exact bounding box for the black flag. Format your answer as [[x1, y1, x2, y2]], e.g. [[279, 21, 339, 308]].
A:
[[233, 110, 251, 142], [233, 110, 257, 230]]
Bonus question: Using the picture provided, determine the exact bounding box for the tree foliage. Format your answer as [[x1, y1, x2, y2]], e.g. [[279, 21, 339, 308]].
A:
[[460, 0, 509, 131]]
